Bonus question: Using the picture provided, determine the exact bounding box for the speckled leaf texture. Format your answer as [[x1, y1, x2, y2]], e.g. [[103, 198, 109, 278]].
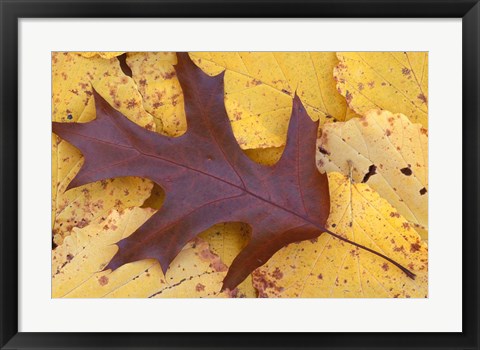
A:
[[316, 109, 428, 238], [334, 52, 428, 127], [253, 172, 428, 298], [52, 53, 332, 291], [190, 52, 348, 149], [52, 208, 233, 298]]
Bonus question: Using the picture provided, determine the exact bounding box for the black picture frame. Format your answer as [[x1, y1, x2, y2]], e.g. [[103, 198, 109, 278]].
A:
[[1, 0, 478, 349]]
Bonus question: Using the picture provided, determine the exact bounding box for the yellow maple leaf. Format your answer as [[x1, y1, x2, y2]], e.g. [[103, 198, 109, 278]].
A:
[[78, 52, 125, 59], [126, 52, 187, 136], [52, 207, 232, 298], [52, 52, 155, 128], [253, 172, 428, 298], [190, 52, 347, 149], [199, 222, 257, 297], [316, 109, 428, 235], [335, 52, 428, 127]]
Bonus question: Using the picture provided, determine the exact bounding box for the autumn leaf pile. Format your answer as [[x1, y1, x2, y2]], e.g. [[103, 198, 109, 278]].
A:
[[52, 52, 428, 298]]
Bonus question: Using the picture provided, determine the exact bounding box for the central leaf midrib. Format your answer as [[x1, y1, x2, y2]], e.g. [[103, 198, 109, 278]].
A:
[[139, 150, 324, 234], [65, 125, 325, 235]]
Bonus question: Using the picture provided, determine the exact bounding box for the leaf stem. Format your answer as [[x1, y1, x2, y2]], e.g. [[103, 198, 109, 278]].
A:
[[321, 227, 416, 279]]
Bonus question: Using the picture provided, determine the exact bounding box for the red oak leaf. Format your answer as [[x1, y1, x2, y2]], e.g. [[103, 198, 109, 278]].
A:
[[52, 53, 413, 291]]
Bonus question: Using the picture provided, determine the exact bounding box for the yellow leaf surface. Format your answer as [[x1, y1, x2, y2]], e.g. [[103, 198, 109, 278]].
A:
[[126, 52, 187, 136], [316, 109, 428, 234], [253, 172, 428, 298], [190, 52, 347, 149], [52, 52, 155, 128], [243, 146, 284, 166], [52, 208, 233, 298], [199, 222, 257, 297], [335, 52, 428, 127], [78, 52, 125, 59], [52, 135, 153, 245]]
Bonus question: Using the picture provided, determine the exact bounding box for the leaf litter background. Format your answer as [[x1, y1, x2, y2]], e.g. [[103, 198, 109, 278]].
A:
[[52, 51, 428, 298]]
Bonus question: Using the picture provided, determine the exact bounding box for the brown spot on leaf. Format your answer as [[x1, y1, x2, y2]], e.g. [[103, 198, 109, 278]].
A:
[[417, 93, 428, 104], [419, 187, 427, 195], [272, 267, 283, 280], [77, 218, 90, 229], [402, 68, 411, 76], [98, 276, 109, 286], [361, 164, 377, 183], [381, 263, 389, 271], [195, 283, 205, 292], [400, 167, 412, 176], [126, 98, 138, 109], [318, 145, 330, 156], [253, 269, 284, 297], [163, 71, 176, 80], [410, 243, 421, 252], [345, 90, 353, 103]]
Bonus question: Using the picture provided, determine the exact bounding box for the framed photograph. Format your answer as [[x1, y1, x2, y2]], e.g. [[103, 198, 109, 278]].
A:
[[1, 0, 478, 349]]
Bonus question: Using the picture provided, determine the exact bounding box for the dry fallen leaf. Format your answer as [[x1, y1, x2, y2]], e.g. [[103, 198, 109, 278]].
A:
[[190, 52, 347, 149], [78, 52, 125, 59], [126, 52, 187, 136], [199, 222, 257, 297], [253, 172, 428, 298], [316, 109, 428, 235], [52, 207, 232, 298], [335, 52, 428, 127], [52, 52, 156, 244], [52, 52, 155, 128]]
